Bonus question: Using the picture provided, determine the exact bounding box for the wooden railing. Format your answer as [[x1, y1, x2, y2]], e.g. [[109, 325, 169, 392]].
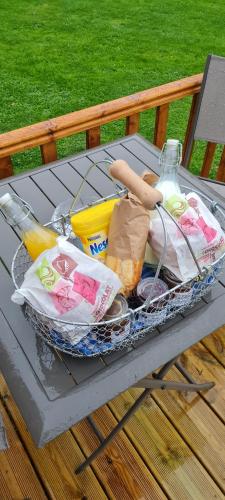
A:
[[0, 74, 203, 179]]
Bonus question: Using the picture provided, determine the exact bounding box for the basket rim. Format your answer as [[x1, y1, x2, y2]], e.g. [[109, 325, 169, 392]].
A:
[[11, 245, 223, 327]]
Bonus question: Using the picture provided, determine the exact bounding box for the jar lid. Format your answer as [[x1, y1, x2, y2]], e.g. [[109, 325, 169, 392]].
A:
[[167, 139, 179, 146], [137, 278, 168, 300], [104, 294, 128, 320]]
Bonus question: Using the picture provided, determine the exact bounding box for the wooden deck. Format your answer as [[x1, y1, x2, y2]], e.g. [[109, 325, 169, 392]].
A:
[[0, 326, 225, 499]]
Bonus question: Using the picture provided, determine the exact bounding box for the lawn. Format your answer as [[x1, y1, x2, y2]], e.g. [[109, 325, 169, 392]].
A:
[[1, 0, 225, 175]]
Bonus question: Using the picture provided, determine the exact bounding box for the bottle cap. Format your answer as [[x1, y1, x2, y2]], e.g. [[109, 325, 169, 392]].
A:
[[0, 192, 29, 226], [166, 139, 179, 146], [0, 193, 12, 208]]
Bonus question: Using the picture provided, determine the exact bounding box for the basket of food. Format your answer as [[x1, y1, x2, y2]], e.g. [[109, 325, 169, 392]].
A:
[[2, 140, 225, 357]]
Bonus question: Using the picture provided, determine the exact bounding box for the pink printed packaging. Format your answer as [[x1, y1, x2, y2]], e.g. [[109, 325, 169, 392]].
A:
[[11, 236, 122, 344], [149, 192, 225, 281]]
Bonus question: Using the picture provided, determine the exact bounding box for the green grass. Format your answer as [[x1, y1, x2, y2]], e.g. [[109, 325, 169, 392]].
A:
[[1, 0, 225, 175]]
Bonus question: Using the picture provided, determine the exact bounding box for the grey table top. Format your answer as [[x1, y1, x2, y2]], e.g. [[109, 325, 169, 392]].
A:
[[1, 134, 225, 447]]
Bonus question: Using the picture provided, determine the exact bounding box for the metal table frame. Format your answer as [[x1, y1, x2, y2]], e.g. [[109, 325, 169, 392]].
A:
[[76, 356, 214, 473]]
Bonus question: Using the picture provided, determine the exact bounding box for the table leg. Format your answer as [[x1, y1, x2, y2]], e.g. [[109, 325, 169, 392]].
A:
[[75, 354, 214, 474], [134, 378, 214, 391], [75, 356, 177, 474], [0, 413, 8, 450], [86, 415, 105, 443]]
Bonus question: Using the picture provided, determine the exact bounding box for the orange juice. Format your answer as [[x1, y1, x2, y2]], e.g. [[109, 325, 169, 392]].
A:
[[0, 192, 59, 261], [23, 226, 58, 260]]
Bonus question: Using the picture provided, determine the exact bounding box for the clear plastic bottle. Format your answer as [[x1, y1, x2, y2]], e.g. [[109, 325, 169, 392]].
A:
[[0, 193, 58, 260], [155, 139, 182, 204]]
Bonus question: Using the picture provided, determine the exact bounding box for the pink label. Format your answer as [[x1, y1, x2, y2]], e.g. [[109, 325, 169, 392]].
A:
[[52, 253, 77, 279], [73, 271, 100, 305], [50, 281, 82, 315], [178, 214, 201, 237], [188, 197, 198, 210], [196, 216, 217, 243], [178, 213, 217, 243]]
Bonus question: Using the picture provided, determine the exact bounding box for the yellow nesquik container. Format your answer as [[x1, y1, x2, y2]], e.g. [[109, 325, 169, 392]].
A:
[[70, 198, 119, 262]]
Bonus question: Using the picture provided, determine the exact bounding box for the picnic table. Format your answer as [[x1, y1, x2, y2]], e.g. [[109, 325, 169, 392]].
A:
[[1, 134, 225, 472]]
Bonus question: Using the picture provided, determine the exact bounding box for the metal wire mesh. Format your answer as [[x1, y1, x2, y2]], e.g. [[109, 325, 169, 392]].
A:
[[11, 186, 225, 358]]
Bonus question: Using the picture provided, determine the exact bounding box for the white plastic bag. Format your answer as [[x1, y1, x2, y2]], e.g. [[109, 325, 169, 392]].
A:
[[12, 237, 122, 344], [149, 192, 225, 281]]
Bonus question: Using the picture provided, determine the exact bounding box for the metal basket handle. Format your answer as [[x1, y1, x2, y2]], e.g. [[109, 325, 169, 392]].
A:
[[67, 159, 204, 311], [69, 159, 123, 215]]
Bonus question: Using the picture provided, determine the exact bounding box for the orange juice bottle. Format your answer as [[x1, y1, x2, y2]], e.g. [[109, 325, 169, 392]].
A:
[[22, 226, 58, 260], [0, 193, 58, 260]]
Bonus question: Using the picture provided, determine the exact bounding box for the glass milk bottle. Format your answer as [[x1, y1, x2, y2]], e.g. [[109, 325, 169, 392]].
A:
[[145, 139, 183, 266], [155, 139, 182, 204]]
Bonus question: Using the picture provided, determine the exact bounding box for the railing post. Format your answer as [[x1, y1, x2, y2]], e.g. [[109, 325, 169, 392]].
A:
[[182, 93, 199, 168], [216, 145, 225, 182], [40, 142, 57, 164], [200, 142, 217, 178], [125, 113, 140, 135], [153, 104, 169, 149], [86, 127, 100, 149], [0, 156, 13, 180]]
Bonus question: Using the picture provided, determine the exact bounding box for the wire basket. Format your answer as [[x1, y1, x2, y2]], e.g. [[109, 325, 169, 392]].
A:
[[11, 162, 225, 358]]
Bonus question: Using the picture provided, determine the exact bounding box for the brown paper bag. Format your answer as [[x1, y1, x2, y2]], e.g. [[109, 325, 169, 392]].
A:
[[106, 193, 150, 297], [142, 171, 160, 265]]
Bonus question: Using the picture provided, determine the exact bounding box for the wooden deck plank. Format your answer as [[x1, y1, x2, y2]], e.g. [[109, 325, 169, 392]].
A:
[[152, 366, 225, 492], [1, 335, 225, 498], [202, 326, 225, 368], [0, 399, 47, 499], [179, 344, 225, 422], [0, 463, 23, 500], [0, 374, 106, 500], [72, 406, 166, 500], [109, 388, 224, 499]]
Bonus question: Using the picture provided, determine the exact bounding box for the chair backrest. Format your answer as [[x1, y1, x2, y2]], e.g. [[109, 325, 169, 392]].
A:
[[183, 54, 225, 180]]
